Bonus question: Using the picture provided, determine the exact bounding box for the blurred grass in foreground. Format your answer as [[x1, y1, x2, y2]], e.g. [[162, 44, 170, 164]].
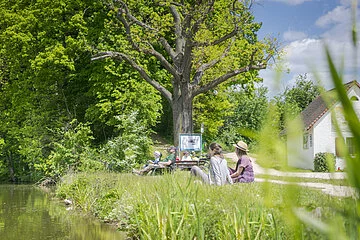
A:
[[56, 171, 356, 239]]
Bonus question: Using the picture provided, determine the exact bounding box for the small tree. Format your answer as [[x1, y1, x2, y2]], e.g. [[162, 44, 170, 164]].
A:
[[218, 85, 269, 146]]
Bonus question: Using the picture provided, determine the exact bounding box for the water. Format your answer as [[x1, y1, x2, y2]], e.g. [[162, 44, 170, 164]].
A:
[[0, 184, 126, 240]]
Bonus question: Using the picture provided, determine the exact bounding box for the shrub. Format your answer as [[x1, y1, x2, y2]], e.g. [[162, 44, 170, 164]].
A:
[[99, 111, 152, 172], [313, 152, 335, 172]]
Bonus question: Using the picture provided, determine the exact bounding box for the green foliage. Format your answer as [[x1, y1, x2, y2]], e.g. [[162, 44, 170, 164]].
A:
[[274, 74, 321, 131], [256, 102, 287, 170], [218, 85, 269, 147], [0, 0, 103, 181], [193, 86, 233, 141], [86, 61, 162, 142], [98, 112, 152, 172], [0, 0, 162, 181], [313, 153, 335, 172], [284, 74, 322, 111], [39, 120, 96, 178]]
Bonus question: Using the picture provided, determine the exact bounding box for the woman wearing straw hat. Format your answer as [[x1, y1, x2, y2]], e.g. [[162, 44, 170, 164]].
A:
[[229, 141, 254, 183]]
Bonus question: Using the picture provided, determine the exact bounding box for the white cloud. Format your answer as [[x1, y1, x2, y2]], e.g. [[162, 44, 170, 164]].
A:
[[283, 31, 308, 41], [262, 37, 360, 98], [340, 0, 353, 7], [315, 6, 350, 28], [259, 1, 360, 98], [268, 0, 312, 5]]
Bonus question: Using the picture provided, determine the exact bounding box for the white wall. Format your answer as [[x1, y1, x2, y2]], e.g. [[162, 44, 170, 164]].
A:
[[287, 117, 314, 169], [313, 112, 333, 155]]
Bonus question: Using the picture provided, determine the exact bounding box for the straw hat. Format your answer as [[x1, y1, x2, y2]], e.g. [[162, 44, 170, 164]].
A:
[[233, 141, 249, 152]]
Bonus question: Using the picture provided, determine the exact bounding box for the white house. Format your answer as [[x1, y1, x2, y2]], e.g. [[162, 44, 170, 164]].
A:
[[287, 80, 360, 170]]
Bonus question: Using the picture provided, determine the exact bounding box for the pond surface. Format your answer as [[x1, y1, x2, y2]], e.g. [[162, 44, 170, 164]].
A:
[[0, 184, 125, 240]]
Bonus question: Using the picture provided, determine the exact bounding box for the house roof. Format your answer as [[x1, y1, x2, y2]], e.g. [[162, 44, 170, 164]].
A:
[[301, 80, 360, 131]]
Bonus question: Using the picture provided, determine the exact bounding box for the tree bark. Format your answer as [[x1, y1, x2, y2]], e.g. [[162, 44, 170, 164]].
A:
[[172, 83, 193, 147], [6, 151, 15, 182]]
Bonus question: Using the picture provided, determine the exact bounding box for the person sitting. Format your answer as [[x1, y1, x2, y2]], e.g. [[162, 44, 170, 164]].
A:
[[181, 151, 192, 161], [229, 141, 254, 183], [133, 146, 176, 175], [157, 146, 177, 170], [190, 142, 232, 186], [149, 151, 162, 164], [191, 151, 199, 161], [142, 151, 162, 169]]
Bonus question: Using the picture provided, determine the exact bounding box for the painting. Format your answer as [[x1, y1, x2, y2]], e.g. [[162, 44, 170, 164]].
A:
[[179, 134, 202, 151]]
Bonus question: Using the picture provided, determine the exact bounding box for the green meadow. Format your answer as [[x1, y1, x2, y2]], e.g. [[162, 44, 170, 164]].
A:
[[56, 171, 357, 239]]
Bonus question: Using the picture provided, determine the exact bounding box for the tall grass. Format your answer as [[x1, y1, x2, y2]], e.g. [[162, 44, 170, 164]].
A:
[[56, 171, 356, 239]]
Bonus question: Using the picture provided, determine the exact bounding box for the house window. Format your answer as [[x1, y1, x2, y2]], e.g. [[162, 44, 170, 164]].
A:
[[335, 137, 357, 157], [303, 133, 312, 149], [335, 137, 344, 157], [347, 137, 356, 156]]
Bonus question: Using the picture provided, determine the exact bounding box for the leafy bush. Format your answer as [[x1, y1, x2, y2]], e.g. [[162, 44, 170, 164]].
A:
[[313, 152, 335, 172], [38, 120, 96, 178], [99, 111, 152, 172]]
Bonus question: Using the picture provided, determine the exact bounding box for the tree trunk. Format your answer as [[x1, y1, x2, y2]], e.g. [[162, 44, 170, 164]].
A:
[[6, 151, 16, 182], [172, 84, 193, 147]]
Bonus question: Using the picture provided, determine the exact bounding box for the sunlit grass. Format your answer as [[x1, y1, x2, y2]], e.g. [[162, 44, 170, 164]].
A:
[[56, 171, 357, 239]]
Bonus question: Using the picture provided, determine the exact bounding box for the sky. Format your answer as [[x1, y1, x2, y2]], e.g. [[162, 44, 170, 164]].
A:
[[251, 0, 360, 97]]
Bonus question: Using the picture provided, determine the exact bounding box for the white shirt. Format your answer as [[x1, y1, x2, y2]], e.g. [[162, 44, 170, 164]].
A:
[[208, 156, 233, 185]]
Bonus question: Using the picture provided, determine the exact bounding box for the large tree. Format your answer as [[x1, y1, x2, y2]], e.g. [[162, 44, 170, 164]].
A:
[[92, 0, 276, 145]]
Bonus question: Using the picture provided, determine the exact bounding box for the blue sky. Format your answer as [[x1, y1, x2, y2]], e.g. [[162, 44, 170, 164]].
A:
[[251, 0, 360, 97]]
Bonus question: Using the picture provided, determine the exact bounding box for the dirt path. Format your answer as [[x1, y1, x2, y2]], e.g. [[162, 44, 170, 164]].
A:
[[223, 152, 356, 198]]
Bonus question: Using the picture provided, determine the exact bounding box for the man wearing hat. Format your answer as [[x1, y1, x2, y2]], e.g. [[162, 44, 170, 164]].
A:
[[229, 141, 254, 183]]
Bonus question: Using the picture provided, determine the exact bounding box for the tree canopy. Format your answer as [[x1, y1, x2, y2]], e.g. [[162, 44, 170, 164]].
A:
[[0, 0, 162, 181]]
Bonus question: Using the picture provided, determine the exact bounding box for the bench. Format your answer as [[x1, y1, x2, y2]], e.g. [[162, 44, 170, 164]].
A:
[[175, 159, 208, 170], [147, 164, 173, 175]]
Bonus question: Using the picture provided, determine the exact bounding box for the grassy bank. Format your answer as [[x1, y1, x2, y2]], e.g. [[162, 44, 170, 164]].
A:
[[56, 171, 357, 239]]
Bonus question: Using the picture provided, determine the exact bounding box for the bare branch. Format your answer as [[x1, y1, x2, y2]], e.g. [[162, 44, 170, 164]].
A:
[[91, 51, 172, 102], [169, 5, 184, 54], [191, 0, 216, 34], [160, 38, 176, 60], [116, 0, 156, 31], [116, 7, 140, 51], [142, 46, 180, 77], [192, 62, 269, 97], [115, 3, 179, 78], [192, 39, 234, 86]]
